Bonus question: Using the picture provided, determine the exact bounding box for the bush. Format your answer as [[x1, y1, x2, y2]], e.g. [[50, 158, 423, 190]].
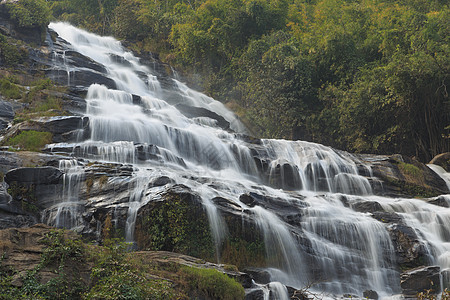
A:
[[0, 34, 27, 66], [180, 266, 245, 300], [85, 239, 174, 300], [6, 130, 52, 151], [6, 0, 51, 28], [0, 77, 22, 99]]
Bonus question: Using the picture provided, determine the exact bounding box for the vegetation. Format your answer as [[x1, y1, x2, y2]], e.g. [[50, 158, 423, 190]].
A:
[[0, 229, 245, 300], [179, 266, 245, 300], [0, 34, 28, 66], [0, 76, 22, 99], [5, 0, 51, 29], [5, 130, 52, 152], [48, 0, 449, 161], [135, 192, 215, 259]]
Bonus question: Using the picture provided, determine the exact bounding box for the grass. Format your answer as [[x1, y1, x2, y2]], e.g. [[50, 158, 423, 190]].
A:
[[0, 77, 22, 99], [6, 130, 52, 152], [179, 266, 245, 300]]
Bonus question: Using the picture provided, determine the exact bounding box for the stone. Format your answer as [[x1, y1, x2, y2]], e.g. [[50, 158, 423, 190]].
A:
[[176, 103, 230, 130], [352, 201, 383, 213], [239, 193, 256, 207], [245, 288, 265, 300], [363, 290, 379, 299], [427, 196, 449, 208], [389, 224, 428, 269], [429, 152, 450, 172], [242, 267, 271, 284], [401, 266, 441, 297], [5, 166, 63, 185], [149, 176, 174, 188]]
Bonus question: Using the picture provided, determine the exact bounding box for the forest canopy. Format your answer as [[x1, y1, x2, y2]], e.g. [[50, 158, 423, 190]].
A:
[[47, 0, 449, 161]]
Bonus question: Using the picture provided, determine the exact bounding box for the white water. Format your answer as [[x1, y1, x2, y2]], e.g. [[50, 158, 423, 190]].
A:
[[428, 164, 450, 190], [45, 22, 450, 298]]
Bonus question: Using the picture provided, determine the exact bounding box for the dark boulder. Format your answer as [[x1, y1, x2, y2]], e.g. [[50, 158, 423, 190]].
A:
[[239, 194, 256, 207], [245, 288, 265, 300], [175, 103, 230, 130], [363, 290, 379, 300], [388, 224, 429, 269], [352, 201, 383, 213], [149, 176, 174, 188], [401, 266, 441, 297], [0, 99, 14, 129], [269, 161, 302, 190], [5, 166, 63, 185], [429, 152, 450, 172], [46, 69, 117, 90], [242, 267, 271, 284], [427, 196, 449, 208]]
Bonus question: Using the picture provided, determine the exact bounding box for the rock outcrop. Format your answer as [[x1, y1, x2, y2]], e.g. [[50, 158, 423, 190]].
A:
[[401, 266, 441, 298]]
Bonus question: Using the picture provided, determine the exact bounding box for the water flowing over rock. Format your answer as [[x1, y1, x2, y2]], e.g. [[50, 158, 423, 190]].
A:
[[1, 21, 450, 299]]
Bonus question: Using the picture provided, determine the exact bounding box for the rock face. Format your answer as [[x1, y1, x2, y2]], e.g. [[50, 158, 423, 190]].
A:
[[5, 166, 63, 185], [0, 3, 46, 45], [0, 223, 90, 287], [176, 103, 230, 130], [0, 99, 14, 130], [359, 154, 449, 197], [430, 152, 450, 172], [401, 266, 441, 297]]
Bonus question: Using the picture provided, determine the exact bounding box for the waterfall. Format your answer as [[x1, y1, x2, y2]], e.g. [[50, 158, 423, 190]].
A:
[[44, 22, 450, 298]]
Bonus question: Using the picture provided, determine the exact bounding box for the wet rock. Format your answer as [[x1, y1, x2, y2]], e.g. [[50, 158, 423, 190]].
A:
[[388, 224, 429, 269], [429, 152, 450, 172], [239, 193, 256, 207], [363, 290, 379, 299], [242, 267, 271, 284], [351, 201, 383, 213], [47, 69, 117, 90], [149, 176, 174, 187], [176, 103, 230, 130], [0, 99, 14, 129], [245, 288, 265, 300], [5, 166, 63, 185], [371, 211, 403, 224], [427, 196, 449, 208], [136, 144, 160, 161], [401, 266, 441, 297], [269, 161, 302, 190], [362, 154, 449, 197]]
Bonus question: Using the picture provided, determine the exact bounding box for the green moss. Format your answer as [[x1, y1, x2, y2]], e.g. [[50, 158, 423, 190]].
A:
[[179, 266, 245, 300], [5, 130, 52, 152], [398, 162, 424, 184], [84, 271, 174, 300], [221, 237, 266, 269], [135, 193, 215, 260]]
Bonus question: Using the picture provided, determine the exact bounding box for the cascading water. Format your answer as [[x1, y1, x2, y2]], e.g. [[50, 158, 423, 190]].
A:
[[44, 22, 450, 298], [42, 159, 84, 229]]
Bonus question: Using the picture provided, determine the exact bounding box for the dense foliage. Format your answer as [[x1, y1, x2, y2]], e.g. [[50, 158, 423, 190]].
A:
[[6, 0, 51, 28], [49, 0, 449, 161]]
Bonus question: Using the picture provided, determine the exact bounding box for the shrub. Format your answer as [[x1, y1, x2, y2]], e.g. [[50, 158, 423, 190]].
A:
[[0, 34, 27, 66], [0, 77, 22, 99], [179, 266, 245, 300], [6, 0, 51, 28], [6, 130, 52, 151], [398, 162, 425, 185]]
